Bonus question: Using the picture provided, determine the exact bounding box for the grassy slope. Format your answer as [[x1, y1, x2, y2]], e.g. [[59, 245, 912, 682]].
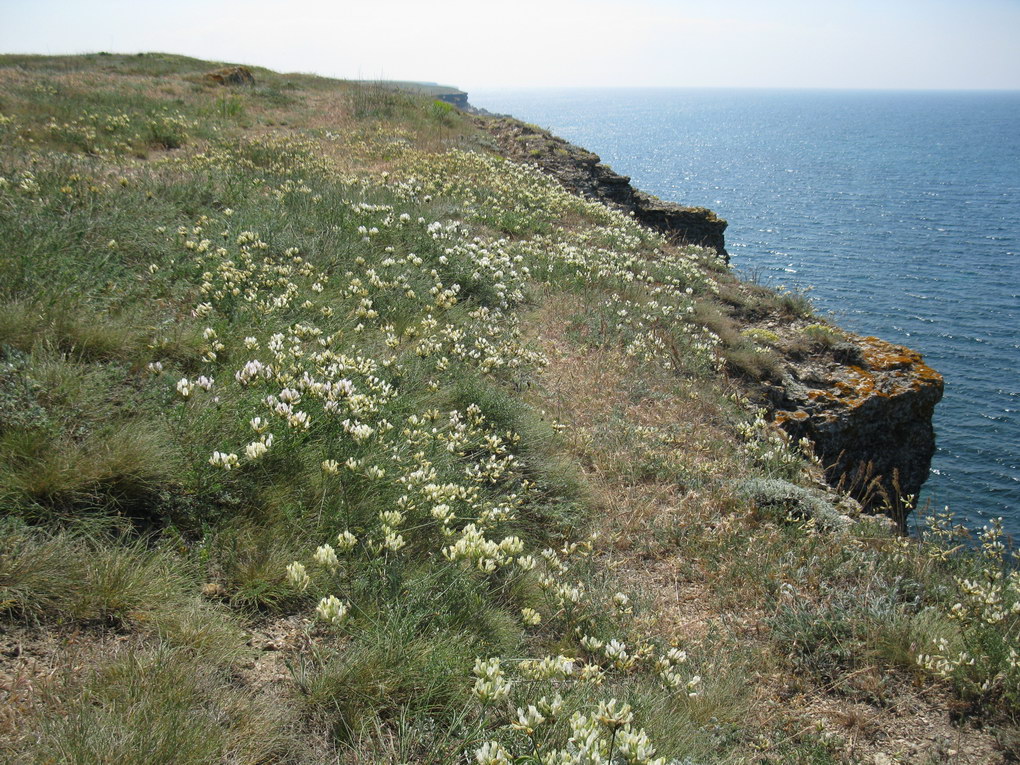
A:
[[0, 53, 1016, 764]]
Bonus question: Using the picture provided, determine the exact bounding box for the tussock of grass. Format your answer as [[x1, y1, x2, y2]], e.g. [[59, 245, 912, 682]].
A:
[[0, 420, 178, 520], [28, 646, 298, 765], [1, 525, 227, 640]]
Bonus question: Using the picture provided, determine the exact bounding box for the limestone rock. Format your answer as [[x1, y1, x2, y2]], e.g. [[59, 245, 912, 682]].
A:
[[771, 335, 944, 518], [482, 114, 941, 521]]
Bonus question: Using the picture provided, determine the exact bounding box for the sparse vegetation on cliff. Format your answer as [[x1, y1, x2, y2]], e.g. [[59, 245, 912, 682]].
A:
[[0, 53, 1015, 763]]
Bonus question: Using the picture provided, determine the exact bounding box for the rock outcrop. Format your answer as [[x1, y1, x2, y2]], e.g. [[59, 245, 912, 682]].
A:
[[481, 117, 728, 258], [436, 91, 469, 109], [770, 335, 944, 520], [204, 66, 255, 87]]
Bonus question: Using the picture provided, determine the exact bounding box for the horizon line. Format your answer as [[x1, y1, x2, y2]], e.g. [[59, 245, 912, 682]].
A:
[[2, 50, 1017, 94]]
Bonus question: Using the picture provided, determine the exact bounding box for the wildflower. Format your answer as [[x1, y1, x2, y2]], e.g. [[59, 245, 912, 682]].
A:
[[287, 410, 311, 429], [617, 727, 665, 765], [250, 416, 270, 433], [577, 663, 605, 685], [176, 377, 193, 397], [380, 510, 404, 528], [568, 712, 604, 758], [245, 440, 268, 460], [556, 583, 584, 606], [279, 387, 301, 404], [474, 742, 512, 765], [685, 675, 702, 697], [521, 607, 541, 626], [665, 647, 688, 664], [286, 561, 310, 591], [511, 705, 546, 735], [499, 536, 524, 556], [537, 693, 564, 720], [604, 639, 629, 665], [472, 657, 511, 704], [146, 361, 163, 375], [315, 594, 348, 625], [313, 543, 339, 569], [208, 451, 239, 470], [431, 504, 455, 524], [515, 554, 536, 571], [336, 530, 357, 551], [195, 375, 214, 391], [519, 655, 574, 680], [383, 531, 406, 552], [595, 699, 633, 731], [321, 459, 340, 475]]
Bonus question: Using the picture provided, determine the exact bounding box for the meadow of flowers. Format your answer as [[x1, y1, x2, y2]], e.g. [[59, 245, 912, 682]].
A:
[[0, 54, 1016, 764]]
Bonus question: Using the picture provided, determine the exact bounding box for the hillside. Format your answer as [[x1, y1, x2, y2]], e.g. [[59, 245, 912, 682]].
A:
[[0, 53, 1017, 763]]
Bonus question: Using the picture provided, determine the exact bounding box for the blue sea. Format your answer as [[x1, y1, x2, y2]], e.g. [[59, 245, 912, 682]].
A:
[[470, 88, 1020, 540]]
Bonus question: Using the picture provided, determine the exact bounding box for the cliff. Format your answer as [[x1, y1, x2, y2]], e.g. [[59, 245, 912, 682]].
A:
[[479, 113, 943, 518], [771, 334, 944, 518], [481, 117, 729, 258]]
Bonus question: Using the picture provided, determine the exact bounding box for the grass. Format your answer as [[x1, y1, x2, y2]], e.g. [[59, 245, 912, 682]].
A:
[[27, 646, 298, 765], [0, 52, 1016, 764]]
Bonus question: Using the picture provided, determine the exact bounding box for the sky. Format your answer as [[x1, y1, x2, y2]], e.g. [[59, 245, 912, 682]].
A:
[[2, 0, 1019, 91]]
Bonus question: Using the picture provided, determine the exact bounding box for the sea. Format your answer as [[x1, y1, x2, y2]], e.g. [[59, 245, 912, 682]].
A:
[[470, 88, 1020, 540]]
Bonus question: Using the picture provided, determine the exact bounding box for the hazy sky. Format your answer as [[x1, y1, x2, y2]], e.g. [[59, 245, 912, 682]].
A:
[[2, 0, 1019, 91]]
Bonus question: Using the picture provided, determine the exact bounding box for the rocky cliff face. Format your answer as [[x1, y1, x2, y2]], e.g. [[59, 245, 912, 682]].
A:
[[437, 91, 469, 109], [770, 335, 944, 520], [480, 117, 729, 258], [482, 114, 943, 521]]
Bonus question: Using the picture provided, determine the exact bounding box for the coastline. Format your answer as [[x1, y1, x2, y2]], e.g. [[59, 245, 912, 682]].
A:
[[470, 105, 944, 519]]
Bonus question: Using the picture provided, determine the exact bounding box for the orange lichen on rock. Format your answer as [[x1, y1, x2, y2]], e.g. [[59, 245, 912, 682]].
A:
[[770, 332, 943, 513], [798, 337, 943, 415], [774, 410, 809, 425]]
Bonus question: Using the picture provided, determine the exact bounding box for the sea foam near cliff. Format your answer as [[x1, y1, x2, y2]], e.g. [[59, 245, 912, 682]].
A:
[[471, 87, 1020, 539]]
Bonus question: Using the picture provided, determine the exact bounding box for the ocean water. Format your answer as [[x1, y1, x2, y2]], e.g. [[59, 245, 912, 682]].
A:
[[470, 88, 1020, 539]]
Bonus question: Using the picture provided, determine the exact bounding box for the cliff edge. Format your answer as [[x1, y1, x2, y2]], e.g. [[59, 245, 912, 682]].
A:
[[480, 117, 729, 258], [481, 113, 943, 518]]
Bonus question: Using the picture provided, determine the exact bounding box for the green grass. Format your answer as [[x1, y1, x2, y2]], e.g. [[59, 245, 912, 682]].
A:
[[28, 646, 298, 765]]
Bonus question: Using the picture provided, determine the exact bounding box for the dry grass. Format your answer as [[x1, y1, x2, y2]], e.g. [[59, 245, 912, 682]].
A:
[[521, 286, 1008, 763]]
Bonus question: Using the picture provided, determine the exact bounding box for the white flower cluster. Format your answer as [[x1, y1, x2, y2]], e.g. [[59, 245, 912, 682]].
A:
[[472, 657, 512, 705], [915, 516, 1020, 702], [475, 697, 667, 765]]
